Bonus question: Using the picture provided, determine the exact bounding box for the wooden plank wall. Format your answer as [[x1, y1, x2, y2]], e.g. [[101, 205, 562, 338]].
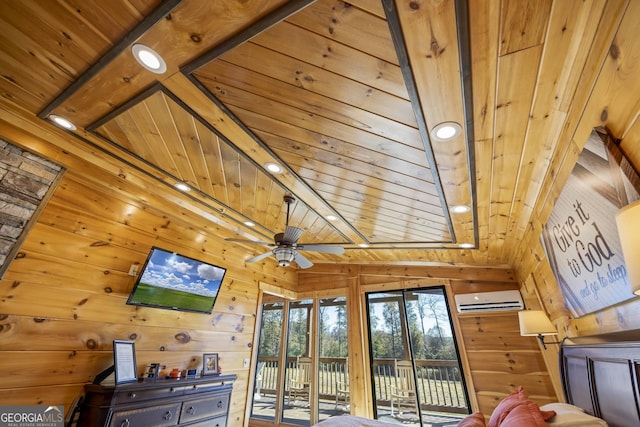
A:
[[0, 166, 295, 425], [297, 267, 556, 419], [450, 282, 556, 416], [514, 0, 640, 341]]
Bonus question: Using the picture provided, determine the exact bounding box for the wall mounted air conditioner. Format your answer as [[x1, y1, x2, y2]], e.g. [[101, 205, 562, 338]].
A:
[[454, 290, 524, 313]]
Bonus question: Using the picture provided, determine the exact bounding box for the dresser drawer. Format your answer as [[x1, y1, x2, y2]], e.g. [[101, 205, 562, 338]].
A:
[[179, 395, 229, 424], [108, 402, 181, 427], [181, 415, 227, 427], [183, 381, 230, 395], [113, 385, 186, 404]]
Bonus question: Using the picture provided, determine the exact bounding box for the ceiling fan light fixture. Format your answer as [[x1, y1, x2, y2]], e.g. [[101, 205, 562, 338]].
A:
[[265, 162, 283, 174], [273, 247, 296, 267], [431, 121, 462, 142], [451, 204, 471, 214], [49, 114, 76, 131], [132, 44, 167, 74]]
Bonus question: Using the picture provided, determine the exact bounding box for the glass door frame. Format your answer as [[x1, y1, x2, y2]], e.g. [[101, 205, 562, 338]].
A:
[[250, 292, 343, 426], [364, 285, 471, 425], [281, 297, 319, 425], [248, 294, 289, 424]]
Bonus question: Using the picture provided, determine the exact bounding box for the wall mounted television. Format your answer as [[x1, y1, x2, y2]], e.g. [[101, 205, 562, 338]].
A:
[[127, 247, 227, 314]]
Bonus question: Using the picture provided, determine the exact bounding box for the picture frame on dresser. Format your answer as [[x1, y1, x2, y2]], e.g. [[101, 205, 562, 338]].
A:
[[203, 353, 219, 376], [142, 363, 160, 382], [113, 340, 138, 384]]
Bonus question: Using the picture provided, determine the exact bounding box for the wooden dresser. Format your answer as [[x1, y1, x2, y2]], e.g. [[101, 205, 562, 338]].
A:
[[78, 375, 236, 427]]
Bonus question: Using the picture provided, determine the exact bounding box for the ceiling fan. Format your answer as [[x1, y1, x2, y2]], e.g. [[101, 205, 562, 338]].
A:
[[226, 195, 345, 269]]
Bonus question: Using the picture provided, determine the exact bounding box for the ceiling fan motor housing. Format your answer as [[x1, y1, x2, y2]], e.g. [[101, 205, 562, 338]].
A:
[[226, 194, 343, 268]]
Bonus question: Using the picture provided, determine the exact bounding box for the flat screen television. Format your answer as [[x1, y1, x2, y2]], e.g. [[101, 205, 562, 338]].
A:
[[127, 247, 227, 314]]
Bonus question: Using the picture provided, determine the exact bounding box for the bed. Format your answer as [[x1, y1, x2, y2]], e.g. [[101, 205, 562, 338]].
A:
[[559, 330, 640, 427], [313, 330, 640, 427]]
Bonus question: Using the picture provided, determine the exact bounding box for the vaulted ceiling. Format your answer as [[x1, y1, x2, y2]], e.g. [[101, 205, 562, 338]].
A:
[[1, 0, 638, 269]]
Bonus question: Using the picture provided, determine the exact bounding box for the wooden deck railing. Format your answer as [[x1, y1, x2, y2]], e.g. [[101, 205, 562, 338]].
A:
[[255, 357, 467, 413]]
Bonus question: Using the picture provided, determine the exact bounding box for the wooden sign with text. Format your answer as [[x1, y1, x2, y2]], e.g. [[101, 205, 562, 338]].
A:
[[541, 130, 639, 317]]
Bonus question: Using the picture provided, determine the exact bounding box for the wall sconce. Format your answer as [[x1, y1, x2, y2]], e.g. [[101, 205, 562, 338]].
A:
[[616, 200, 640, 295], [518, 310, 561, 349]]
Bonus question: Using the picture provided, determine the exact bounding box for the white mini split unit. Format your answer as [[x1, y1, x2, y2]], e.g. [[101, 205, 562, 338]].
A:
[[454, 290, 524, 313]]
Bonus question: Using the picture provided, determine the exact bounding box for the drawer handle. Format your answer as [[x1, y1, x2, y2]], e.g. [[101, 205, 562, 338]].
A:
[[128, 392, 136, 399], [163, 410, 173, 421], [120, 419, 130, 427], [187, 406, 196, 415], [217, 400, 223, 408]]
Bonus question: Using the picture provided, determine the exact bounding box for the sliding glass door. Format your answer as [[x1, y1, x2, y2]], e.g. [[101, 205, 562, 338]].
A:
[[250, 295, 349, 426], [318, 297, 349, 422], [282, 298, 314, 425], [250, 298, 284, 423], [366, 287, 470, 426]]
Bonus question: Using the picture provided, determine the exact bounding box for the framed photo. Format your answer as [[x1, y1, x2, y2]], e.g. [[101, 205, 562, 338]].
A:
[[142, 363, 160, 382], [113, 340, 138, 384], [202, 353, 219, 376]]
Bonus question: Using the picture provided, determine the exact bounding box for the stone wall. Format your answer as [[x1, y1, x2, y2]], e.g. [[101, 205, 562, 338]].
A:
[[0, 139, 63, 270]]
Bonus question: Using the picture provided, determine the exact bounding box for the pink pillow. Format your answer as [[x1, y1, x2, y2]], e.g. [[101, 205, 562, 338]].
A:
[[540, 408, 557, 421], [457, 412, 486, 427], [500, 401, 549, 427], [487, 386, 527, 427]]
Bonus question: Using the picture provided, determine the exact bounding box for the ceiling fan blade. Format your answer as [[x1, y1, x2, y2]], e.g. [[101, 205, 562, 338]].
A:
[[294, 252, 313, 269], [225, 238, 274, 246], [283, 226, 304, 243], [245, 250, 274, 263], [297, 244, 345, 255]]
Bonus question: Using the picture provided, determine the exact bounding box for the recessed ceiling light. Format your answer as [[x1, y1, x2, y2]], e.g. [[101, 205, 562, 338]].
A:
[[132, 44, 167, 74], [358, 243, 369, 248], [451, 205, 471, 214], [174, 182, 191, 192], [49, 115, 76, 131], [431, 121, 462, 142], [265, 162, 283, 174], [459, 243, 474, 249], [244, 221, 255, 227], [326, 215, 337, 221]]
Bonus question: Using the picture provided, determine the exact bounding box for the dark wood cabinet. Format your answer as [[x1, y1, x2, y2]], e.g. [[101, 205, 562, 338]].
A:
[[79, 375, 236, 427]]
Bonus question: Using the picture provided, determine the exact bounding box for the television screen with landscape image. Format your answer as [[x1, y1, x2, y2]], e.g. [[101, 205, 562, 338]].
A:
[[127, 247, 227, 314]]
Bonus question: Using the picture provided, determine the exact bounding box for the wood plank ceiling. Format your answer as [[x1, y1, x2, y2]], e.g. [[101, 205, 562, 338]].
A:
[[0, 0, 633, 268]]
